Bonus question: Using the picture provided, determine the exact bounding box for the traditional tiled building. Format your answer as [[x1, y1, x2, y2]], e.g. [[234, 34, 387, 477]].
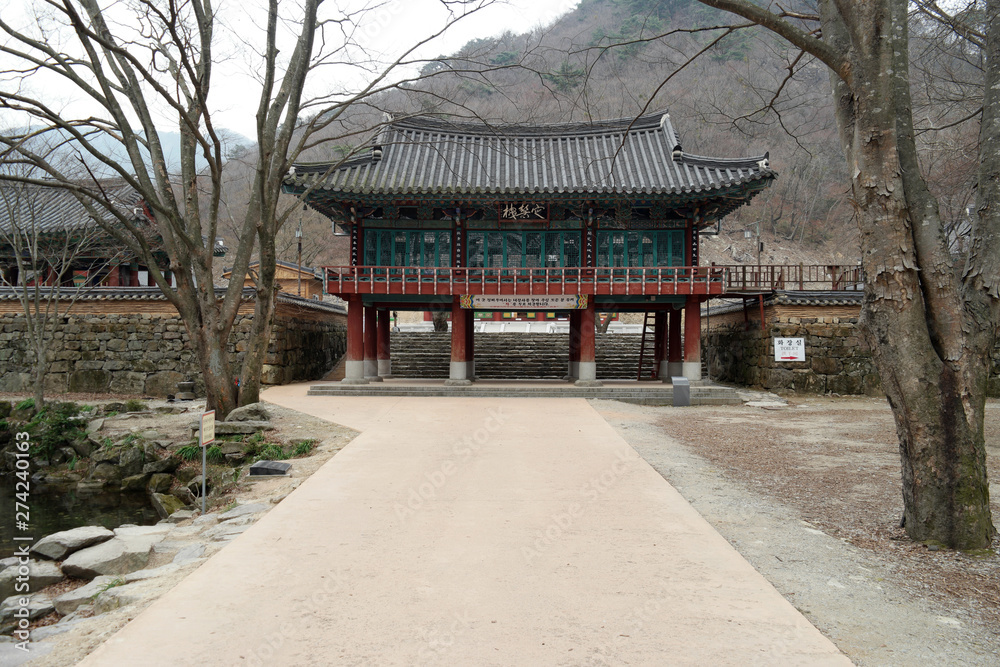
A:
[[284, 112, 775, 384]]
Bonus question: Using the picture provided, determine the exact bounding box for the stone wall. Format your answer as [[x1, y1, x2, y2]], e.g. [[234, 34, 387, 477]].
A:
[[706, 305, 1000, 397], [0, 300, 345, 397]]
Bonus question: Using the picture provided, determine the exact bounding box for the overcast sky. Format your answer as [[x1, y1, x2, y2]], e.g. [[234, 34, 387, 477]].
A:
[[0, 0, 579, 142]]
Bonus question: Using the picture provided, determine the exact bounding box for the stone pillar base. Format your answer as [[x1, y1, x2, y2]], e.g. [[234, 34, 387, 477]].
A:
[[682, 361, 701, 382], [377, 359, 392, 377], [341, 378, 370, 385], [574, 379, 603, 387], [667, 362, 683, 379], [444, 379, 473, 387]]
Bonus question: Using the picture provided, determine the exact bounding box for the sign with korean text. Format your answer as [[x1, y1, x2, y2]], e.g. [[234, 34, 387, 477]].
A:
[[774, 338, 805, 362], [499, 202, 548, 222], [200, 410, 215, 447], [460, 294, 587, 311]]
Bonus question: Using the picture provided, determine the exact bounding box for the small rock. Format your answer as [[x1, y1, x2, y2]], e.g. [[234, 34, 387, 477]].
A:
[[30, 526, 114, 560], [175, 468, 198, 484], [140, 430, 162, 440], [219, 503, 269, 521], [69, 438, 93, 459], [86, 418, 105, 433], [192, 514, 218, 527], [225, 402, 272, 422]]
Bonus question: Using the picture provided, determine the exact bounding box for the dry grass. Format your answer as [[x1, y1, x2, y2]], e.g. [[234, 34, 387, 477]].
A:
[[656, 397, 1000, 632]]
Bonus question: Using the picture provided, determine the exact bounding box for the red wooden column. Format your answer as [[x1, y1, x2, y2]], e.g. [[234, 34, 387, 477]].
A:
[[683, 297, 702, 381], [576, 298, 601, 386], [377, 308, 391, 379], [567, 310, 581, 381], [654, 311, 667, 380], [343, 296, 368, 384], [668, 307, 683, 379], [446, 297, 471, 385], [363, 305, 379, 381], [465, 309, 476, 380]]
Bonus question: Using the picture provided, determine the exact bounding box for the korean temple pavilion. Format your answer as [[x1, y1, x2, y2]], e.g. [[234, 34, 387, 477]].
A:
[[283, 112, 775, 385]]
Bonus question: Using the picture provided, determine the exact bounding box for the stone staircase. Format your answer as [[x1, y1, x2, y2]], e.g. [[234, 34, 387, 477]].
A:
[[389, 332, 647, 380]]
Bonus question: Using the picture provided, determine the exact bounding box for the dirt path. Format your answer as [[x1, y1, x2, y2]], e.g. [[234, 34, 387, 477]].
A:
[[593, 396, 1000, 667]]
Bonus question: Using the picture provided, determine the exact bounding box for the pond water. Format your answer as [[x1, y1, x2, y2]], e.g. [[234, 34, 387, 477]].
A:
[[0, 476, 160, 558]]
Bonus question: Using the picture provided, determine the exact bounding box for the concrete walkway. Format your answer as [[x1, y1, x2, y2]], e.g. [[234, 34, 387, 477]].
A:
[[79, 385, 849, 666]]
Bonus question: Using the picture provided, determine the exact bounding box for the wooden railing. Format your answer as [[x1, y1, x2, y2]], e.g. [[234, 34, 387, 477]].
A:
[[720, 264, 863, 292], [322, 264, 864, 296], [323, 265, 728, 296]]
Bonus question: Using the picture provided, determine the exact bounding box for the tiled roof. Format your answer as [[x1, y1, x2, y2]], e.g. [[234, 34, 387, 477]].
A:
[[0, 181, 142, 235], [0, 286, 346, 313], [285, 113, 774, 199]]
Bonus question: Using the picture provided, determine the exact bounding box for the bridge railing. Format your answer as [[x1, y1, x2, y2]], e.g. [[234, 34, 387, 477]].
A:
[[716, 264, 863, 292], [321, 264, 864, 295]]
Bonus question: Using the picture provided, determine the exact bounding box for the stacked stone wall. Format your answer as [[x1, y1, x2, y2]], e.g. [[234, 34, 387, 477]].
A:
[[0, 305, 345, 397], [707, 310, 1000, 397]]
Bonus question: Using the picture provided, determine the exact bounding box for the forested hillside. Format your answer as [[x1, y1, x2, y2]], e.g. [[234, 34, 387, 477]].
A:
[[228, 0, 981, 272]]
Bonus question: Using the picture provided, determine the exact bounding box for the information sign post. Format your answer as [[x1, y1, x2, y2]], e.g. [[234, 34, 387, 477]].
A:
[[199, 411, 215, 514]]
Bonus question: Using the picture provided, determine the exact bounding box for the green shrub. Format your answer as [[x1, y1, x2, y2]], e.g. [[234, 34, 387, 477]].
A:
[[15, 398, 35, 412], [177, 444, 201, 461], [25, 402, 86, 461], [254, 443, 287, 462], [291, 440, 316, 457], [206, 445, 225, 464], [124, 399, 147, 413]]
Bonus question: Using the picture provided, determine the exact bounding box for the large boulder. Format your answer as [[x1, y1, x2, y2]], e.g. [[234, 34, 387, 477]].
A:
[[121, 473, 151, 492], [150, 493, 187, 519], [225, 402, 272, 422], [119, 446, 145, 477], [147, 474, 173, 494], [53, 575, 116, 615], [60, 536, 156, 579], [30, 526, 114, 561], [142, 456, 179, 475], [0, 593, 54, 634], [218, 503, 269, 521], [0, 559, 65, 600]]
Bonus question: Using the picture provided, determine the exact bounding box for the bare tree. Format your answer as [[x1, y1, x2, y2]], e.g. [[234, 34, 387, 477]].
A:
[[0, 0, 502, 414], [684, 0, 998, 549], [0, 166, 132, 410]]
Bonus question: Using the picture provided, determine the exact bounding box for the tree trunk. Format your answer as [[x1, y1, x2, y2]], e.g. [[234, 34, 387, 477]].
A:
[[32, 342, 46, 412], [823, 0, 995, 548], [239, 245, 278, 406]]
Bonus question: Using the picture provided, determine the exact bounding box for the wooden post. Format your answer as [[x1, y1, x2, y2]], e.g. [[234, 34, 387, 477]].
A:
[[683, 297, 701, 381], [576, 298, 601, 386], [343, 296, 368, 384], [446, 296, 471, 385], [668, 307, 683, 379], [465, 309, 475, 380], [654, 311, 667, 380], [377, 308, 391, 379], [567, 310, 581, 381], [363, 306, 379, 380]]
